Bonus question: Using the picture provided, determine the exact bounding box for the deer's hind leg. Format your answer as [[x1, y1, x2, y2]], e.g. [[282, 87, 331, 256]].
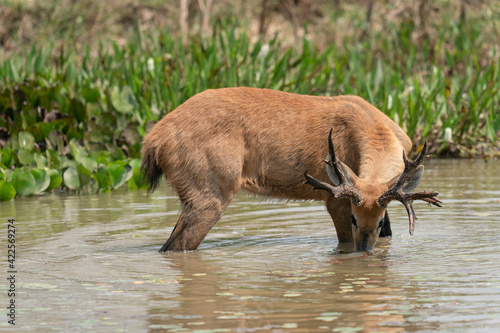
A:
[[159, 169, 241, 252], [159, 193, 233, 252], [157, 134, 245, 252]]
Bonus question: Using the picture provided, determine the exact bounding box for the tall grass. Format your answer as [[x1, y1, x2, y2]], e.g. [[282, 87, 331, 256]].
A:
[[5, 21, 499, 143], [0, 16, 499, 199]]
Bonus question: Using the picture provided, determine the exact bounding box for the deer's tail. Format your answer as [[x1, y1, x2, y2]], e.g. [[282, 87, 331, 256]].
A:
[[141, 142, 163, 196]]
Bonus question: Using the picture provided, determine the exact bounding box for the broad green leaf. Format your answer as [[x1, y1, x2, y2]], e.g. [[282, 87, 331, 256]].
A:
[[34, 152, 48, 168], [108, 162, 132, 189], [1, 149, 14, 168], [85, 125, 114, 144], [37, 122, 54, 139], [128, 158, 147, 189], [91, 151, 111, 166], [69, 139, 88, 164], [30, 168, 51, 193], [93, 165, 110, 190], [111, 85, 137, 114], [47, 169, 62, 191], [61, 157, 76, 169], [0, 180, 16, 201], [63, 166, 81, 190], [81, 87, 101, 103], [69, 96, 87, 123], [21, 108, 38, 129], [12, 169, 37, 196], [127, 175, 139, 189], [18, 148, 33, 166], [81, 156, 97, 172], [77, 164, 92, 187], [3, 169, 14, 182], [19, 131, 36, 150], [128, 158, 142, 170], [46, 149, 61, 168]]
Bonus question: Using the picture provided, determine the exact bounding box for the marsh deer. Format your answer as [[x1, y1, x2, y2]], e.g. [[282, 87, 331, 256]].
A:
[[141, 87, 441, 252]]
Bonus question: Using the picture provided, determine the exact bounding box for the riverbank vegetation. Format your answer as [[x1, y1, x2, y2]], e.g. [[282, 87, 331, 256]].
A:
[[0, 0, 499, 200]]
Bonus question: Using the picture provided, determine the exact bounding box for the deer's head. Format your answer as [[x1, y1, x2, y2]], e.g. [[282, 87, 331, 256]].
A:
[[304, 129, 441, 253]]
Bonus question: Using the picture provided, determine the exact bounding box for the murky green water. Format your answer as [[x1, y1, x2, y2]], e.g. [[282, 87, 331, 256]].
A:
[[1, 159, 500, 332]]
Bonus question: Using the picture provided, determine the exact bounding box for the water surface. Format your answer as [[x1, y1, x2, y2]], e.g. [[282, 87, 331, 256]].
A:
[[1, 159, 500, 332]]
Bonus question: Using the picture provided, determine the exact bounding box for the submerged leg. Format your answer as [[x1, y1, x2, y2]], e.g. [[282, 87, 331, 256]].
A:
[[159, 192, 233, 252], [157, 140, 243, 252], [379, 210, 392, 237]]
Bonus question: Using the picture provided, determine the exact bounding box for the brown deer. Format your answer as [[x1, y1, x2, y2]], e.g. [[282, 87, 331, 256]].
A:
[[141, 87, 441, 253]]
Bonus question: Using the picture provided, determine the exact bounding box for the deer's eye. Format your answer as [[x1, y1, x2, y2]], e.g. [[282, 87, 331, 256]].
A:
[[377, 218, 384, 229], [351, 215, 358, 228]]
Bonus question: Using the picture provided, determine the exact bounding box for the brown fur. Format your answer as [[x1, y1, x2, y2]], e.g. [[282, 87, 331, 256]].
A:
[[141, 87, 412, 252]]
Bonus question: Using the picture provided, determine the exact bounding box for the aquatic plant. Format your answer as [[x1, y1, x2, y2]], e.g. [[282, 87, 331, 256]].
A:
[[0, 4, 499, 200]]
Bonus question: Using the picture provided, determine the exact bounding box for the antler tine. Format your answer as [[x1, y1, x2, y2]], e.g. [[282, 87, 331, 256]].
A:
[[394, 141, 430, 190], [304, 170, 339, 198], [304, 129, 365, 206], [378, 141, 431, 207], [404, 191, 442, 235], [327, 128, 349, 185], [377, 141, 441, 235]]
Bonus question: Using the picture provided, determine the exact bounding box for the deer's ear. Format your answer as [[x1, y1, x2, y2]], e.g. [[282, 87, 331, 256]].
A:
[[402, 165, 424, 193], [325, 153, 340, 185], [386, 165, 424, 193], [325, 154, 358, 186]]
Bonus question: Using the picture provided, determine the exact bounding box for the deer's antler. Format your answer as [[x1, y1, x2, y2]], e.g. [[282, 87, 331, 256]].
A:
[[377, 141, 442, 235], [304, 129, 365, 206]]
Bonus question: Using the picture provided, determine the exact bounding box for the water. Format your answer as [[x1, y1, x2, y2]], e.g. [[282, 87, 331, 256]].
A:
[[1, 159, 500, 332]]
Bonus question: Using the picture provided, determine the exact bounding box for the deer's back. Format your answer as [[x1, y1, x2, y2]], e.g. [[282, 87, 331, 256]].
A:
[[143, 88, 411, 200]]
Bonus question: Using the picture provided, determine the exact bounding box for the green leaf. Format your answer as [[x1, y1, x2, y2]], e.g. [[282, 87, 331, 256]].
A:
[[111, 85, 137, 114], [47, 169, 62, 191], [33, 152, 48, 168], [17, 148, 33, 166], [93, 165, 110, 190], [30, 168, 51, 193], [0, 180, 16, 201], [85, 125, 114, 144], [127, 158, 147, 189], [69, 139, 88, 164], [21, 108, 38, 129], [69, 96, 87, 124], [46, 149, 61, 168], [128, 158, 142, 170], [1, 149, 15, 168], [91, 151, 111, 166], [12, 169, 37, 196], [127, 175, 139, 189], [81, 87, 101, 103], [3, 169, 14, 182], [61, 157, 76, 169], [19, 131, 36, 150], [76, 164, 92, 187], [81, 156, 97, 172], [8, 60, 20, 82], [63, 166, 81, 190], [108, 161, 132, 189], [37, 122, 54, 139]]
